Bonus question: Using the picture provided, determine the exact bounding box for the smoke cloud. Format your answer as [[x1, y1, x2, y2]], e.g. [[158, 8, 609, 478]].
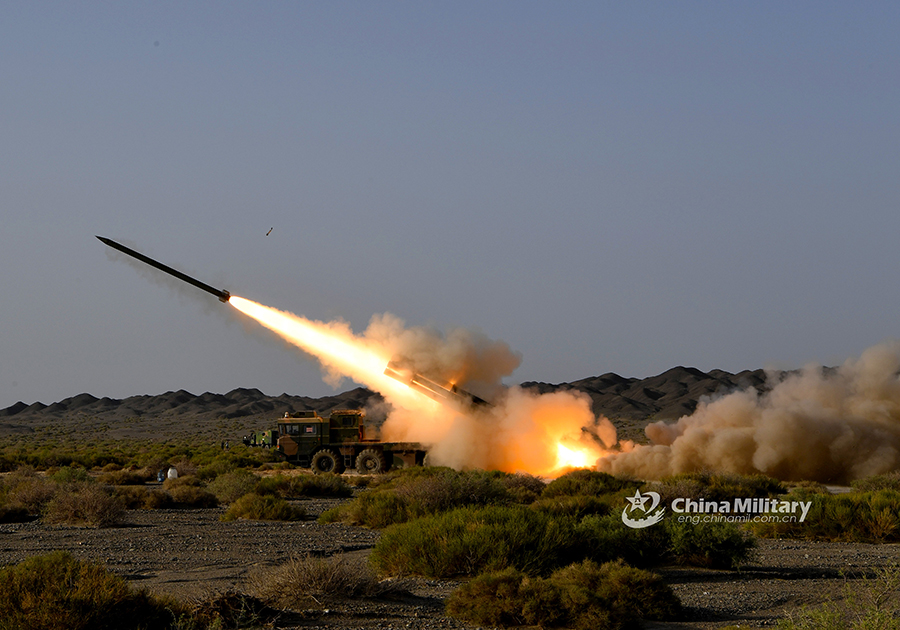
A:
[[600, 341, 900, 484], [361, 313, 615, 475]]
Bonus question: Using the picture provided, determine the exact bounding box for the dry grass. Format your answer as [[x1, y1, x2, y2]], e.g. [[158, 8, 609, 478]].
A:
[[247, 554, 409, 608]]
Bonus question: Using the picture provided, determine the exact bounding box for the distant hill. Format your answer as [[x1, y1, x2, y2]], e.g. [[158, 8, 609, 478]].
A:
[[0, 367, 776, 442], [521, 366, 771, 421]]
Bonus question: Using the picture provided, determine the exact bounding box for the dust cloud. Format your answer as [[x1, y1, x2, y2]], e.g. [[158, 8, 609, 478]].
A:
[[600, 341, 900, 484]]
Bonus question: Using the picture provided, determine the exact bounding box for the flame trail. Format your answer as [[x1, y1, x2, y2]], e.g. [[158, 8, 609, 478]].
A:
[[228, 296, 614, 476]]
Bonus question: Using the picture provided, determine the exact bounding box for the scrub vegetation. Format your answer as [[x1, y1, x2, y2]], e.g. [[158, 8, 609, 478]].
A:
[[1, 441, 897, 629]]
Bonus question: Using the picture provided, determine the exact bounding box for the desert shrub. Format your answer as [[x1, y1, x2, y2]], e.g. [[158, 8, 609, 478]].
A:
[[97, 470, 147, 486], [320, 490, 409, 528], [112, 486, 174, 510], [48, 466, 91, 484], [531, 494, 614, 518], [322, 468, 511, 528], [256, 473, 351, 499], [207, 470, 260, 504], [113, 486, 150, 509], [189, 590, 279, 629], [0, 551, 185, 630], [446, 559, 680, 630], [574, 513, 670, 567], [852, 471, 900, 493], [168, 485, 218, 509], [163, 474, 204, 490], [221, 493, 305, 522], [171, 457, 198, 478], [785, 480, 831, 499], [141, 489, 175, 510], [575, 513, 754, 570], [664, 519, 755, 569], [542, 470, 640, 499], [4, 475, 57, 515], [654, 472, 785, 505], [446, 567, 557, 627], [286, 473, 353, 498], [248, 554, 408, 608], [777, 564, 900, 630], [0, 504, 31, 524], [43, 482, 125, 527], [500, 472, 546, 503], [750, 490, 900, 543], [370, 505, 581, 578]]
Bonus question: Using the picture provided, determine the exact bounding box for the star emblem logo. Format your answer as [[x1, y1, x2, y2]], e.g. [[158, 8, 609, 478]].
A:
[[626, 490, 651, 512]]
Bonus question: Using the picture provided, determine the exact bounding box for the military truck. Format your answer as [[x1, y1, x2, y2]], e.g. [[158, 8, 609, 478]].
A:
[[253, 409, 427, 474]]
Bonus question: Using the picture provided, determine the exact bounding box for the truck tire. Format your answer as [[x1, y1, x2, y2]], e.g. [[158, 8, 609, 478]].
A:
[[311, 449, 344, 475], [356, 449, 387, 474]]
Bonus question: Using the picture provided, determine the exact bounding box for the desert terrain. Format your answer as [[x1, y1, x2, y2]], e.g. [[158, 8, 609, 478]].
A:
[[0, 489, 897, 629], [0, 368, 898, 628]]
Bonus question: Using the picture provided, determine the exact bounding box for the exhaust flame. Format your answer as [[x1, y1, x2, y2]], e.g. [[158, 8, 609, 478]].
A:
[[556, 442, 595, 469], [228, 296, 613, 476]]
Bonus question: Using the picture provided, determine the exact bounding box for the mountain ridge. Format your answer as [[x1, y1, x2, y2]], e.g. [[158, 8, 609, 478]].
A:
[[1, 366, 776, 430]]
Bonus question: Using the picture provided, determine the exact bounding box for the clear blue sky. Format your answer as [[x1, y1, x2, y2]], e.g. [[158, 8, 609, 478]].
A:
[[3, 2, 899, 408]]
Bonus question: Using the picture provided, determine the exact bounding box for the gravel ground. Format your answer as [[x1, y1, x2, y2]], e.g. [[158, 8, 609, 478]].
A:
[[0, 495, 898, 629]]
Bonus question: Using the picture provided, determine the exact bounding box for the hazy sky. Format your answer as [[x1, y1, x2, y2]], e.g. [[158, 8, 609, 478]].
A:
[[3, 2, 900, 408]]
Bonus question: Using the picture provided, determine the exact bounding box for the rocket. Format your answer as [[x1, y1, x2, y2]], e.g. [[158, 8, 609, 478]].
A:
[[96, 236, 231, 303], [383, 359, 491, 410]]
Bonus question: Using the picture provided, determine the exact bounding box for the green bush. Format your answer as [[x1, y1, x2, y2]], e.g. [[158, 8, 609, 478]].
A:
[[654, 472, 786, 505], [257, 473, 352, 499], [370, 505, 581, 578], [750, 490, 900, 543], [285, 473, 353, 498], [851, 471, 900, 493], [168, 485, 218, 509], [43, 482, 125, 528], [207, 470, 260, 504], [531, 494, 614, 518], [664, 519, 756, 569], [48, 466, 91, 484], [446, 559, 680, 630], [97, 470, 148, 486], [221, 493, 305, 522], [0, 551, 185, 630], [499, 472, 546, 503], [162, 474, 204, 491], [575, 514, 754, 570], [542, 470, 640, 499], [321, 468, 512, 528]]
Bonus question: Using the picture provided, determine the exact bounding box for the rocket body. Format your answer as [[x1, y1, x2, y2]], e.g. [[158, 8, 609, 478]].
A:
[[96, 236, 231, 303]]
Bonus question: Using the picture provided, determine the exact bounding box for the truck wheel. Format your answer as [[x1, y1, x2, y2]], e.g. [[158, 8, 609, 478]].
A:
[[311, 449, 344, 475], [356, 449, 387, 474]]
